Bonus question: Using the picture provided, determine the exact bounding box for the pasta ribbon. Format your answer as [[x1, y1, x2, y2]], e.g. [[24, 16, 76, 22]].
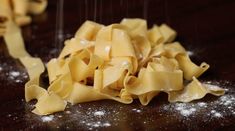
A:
[[1, 0, 66, 115], [168, 77, 224, 102]]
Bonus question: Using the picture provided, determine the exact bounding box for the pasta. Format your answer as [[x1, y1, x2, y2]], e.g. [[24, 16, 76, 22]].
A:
[[0, 1, 224, 115], [0, 0, 48, 32], [0, 0, 62, 115], [23, 18, 225, 115]]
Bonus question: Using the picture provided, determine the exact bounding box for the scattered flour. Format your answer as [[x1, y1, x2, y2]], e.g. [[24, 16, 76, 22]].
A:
[[174, 103, 197, 117], [132, 108, 142, 113], [94, 111, 105, 116], [41, 115, 54, 122], [86, 121, 111, 128], [65, 111, 71, 114], [9, 71, 20, 77], [160, 82, 235, 120], [214, 112, 222, 118], [197, 102, 207, 107], [15, 79, 22, 83], [22, 81, 234, 129]]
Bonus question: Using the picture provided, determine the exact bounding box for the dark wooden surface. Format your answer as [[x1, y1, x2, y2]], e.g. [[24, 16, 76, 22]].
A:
[[0, 0, 235, 130]]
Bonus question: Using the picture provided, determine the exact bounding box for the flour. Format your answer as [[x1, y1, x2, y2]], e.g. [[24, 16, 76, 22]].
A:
[[9, 71, 20, 77], [174, 103, 197, 117], [160, 82, 235, 120], [22, 80, 234, 130], [187, 51, 194, 56], [65, 111, 71, 114], [197, 102, 207, 107], [41, 115, 54, 122], [85, 121, 111, 128], [214, 112, 222, 118], [132, 108, 142, 113], [94, 111, 105, 116]]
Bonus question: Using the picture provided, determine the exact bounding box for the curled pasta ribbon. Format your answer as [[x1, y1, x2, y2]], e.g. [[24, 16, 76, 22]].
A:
[[168, 77, 224, 102]]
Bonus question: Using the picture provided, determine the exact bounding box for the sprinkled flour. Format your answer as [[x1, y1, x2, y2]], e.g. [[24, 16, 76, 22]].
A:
[[160, 82, 235, 120], [41, 115, 54, 122], [94, 111, 105, 116], [21, 80, 234, 130], [9, 71, 20, 77], [132, 108, 142, 113]]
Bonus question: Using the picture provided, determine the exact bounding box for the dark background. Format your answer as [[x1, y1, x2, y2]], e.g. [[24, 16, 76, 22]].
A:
[[0, 0, 235, 130]]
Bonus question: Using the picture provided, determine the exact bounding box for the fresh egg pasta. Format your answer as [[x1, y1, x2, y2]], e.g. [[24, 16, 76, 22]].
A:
[[23, 19, 225, 115], [1, 9, 225, 115]]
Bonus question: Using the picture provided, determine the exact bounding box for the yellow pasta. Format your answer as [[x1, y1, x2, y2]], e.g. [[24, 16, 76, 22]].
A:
[[147, 25, 164, 46], [0, 0, 48, 30], [0, 0, 67, 115], [159, 24, 177, 43], [168, 77, 224, 102], [21, 19, 224, 115], [27, 0, 48, 15], [1, 4, 225, 115]]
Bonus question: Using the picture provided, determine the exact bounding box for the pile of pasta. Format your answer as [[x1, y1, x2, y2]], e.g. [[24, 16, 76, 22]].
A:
[[23, 19, 224, 115], [0, 1, 224, 116], [0, 0, 47, 36]]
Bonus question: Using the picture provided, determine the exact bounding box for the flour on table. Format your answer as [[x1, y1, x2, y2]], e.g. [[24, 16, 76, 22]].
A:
[[41, 115, 54, 122]]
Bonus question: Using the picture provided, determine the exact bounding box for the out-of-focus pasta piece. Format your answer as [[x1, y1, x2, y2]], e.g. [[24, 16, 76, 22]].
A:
[[12, 0, 28, 16], [14, 15, 32, 26], [28, 0, 48, 15]]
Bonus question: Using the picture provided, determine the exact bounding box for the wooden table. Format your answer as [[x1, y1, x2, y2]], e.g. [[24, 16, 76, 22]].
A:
[[0, 0, 235, 130]]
